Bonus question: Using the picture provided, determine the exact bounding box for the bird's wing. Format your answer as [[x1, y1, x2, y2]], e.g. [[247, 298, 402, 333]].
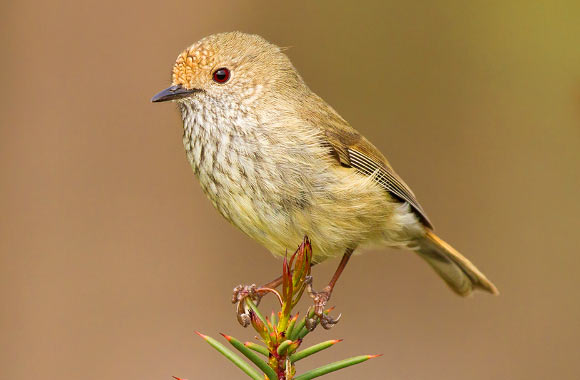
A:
[[316, 111, 433, 229]]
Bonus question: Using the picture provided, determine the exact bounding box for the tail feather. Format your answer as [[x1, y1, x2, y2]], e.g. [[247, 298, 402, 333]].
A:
[[416, 230, 499, 296]]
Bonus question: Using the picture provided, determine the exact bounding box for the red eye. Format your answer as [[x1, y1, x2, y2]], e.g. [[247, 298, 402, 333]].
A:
[[212, 68, 230, 83]]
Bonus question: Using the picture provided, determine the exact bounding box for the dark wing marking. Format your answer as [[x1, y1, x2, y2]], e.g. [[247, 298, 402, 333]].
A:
[[319, 124, 433, 228], [297, 92, 433, 228], [346, 148, 433, 228]]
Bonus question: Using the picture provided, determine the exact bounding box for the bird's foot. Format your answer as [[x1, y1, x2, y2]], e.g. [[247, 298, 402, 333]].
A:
[[305, 276, 341, 330], [232, 284, 262, 327], [232, 283, 262, 305], [232, 284, 283, 327]]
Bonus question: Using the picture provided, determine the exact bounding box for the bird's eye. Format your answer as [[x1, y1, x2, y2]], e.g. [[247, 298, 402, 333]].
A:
[[212, 68, 230, 83]]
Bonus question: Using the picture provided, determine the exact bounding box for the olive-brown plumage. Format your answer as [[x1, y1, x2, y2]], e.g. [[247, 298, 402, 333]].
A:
[[152, 31, 498, 297]]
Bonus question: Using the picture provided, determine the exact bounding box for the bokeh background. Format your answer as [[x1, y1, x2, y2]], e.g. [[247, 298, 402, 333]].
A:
[[2, 1, 579, 379]]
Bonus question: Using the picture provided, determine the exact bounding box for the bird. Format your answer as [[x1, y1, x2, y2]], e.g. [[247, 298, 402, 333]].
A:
[[152, 31, 498, 325]]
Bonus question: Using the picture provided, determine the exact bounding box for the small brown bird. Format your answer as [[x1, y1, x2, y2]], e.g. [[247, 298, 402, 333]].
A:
[[152, 32, 498, 323]]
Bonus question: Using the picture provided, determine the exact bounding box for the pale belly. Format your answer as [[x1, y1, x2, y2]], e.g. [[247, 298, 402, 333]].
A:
[[190, 149, 422, 263]]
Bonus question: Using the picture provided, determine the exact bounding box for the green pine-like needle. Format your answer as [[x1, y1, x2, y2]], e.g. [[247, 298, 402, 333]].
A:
[[290, 340, 341, 362], [195, 332, 263, 380], [222, 334, 278, 380], [294, 354, 381, 380], [244, 341, 269, 357]]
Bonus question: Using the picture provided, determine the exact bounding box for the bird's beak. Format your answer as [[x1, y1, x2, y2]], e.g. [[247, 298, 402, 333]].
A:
[[151, 84, 201, 103]]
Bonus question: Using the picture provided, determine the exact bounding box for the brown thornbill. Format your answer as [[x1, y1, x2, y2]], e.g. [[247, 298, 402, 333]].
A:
[[152, 31, 498, 321]]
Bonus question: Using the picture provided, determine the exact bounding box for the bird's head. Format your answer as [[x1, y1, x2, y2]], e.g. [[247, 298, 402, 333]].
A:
[[152, 32, 303, 107]]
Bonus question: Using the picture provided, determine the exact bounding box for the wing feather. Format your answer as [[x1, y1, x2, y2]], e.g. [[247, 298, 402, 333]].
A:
[[346, 147, 432, 228], [297, 93, 433, 228]]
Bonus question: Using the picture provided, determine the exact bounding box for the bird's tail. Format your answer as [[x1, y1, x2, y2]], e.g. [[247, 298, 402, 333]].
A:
[[415, 230, 499, 296]]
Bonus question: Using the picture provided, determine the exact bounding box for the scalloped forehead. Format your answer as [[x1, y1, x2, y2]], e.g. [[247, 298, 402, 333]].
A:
[[171, 32, 280, 87], [172, 38, 217, 86]]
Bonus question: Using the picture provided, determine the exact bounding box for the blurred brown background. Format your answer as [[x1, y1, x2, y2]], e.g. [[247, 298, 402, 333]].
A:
[[1, 1, 579, 379]]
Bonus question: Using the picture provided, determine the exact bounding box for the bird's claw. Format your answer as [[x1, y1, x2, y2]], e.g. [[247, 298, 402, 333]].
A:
[[305, 276, 341, 330], [232, 284, 263, 327], [232, 284, 261, 304]]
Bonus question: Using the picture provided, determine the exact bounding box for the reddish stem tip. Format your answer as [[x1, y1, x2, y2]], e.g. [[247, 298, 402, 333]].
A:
[[367, 354, 384, 359], [331, 339, 343, 344], [219, 333, 232, 341], [172, 376, 186, 380], [194, 331, 207, 339]]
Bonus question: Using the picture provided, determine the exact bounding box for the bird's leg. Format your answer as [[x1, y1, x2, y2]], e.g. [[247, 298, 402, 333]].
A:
[[261, 274, 284, 289], [261, 259, 319, 289], [306, 248, 353, 330], [232, 261, 319, 305]]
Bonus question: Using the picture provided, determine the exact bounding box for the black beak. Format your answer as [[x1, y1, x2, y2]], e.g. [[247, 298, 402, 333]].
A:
[[151, 85, 201, 103]]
